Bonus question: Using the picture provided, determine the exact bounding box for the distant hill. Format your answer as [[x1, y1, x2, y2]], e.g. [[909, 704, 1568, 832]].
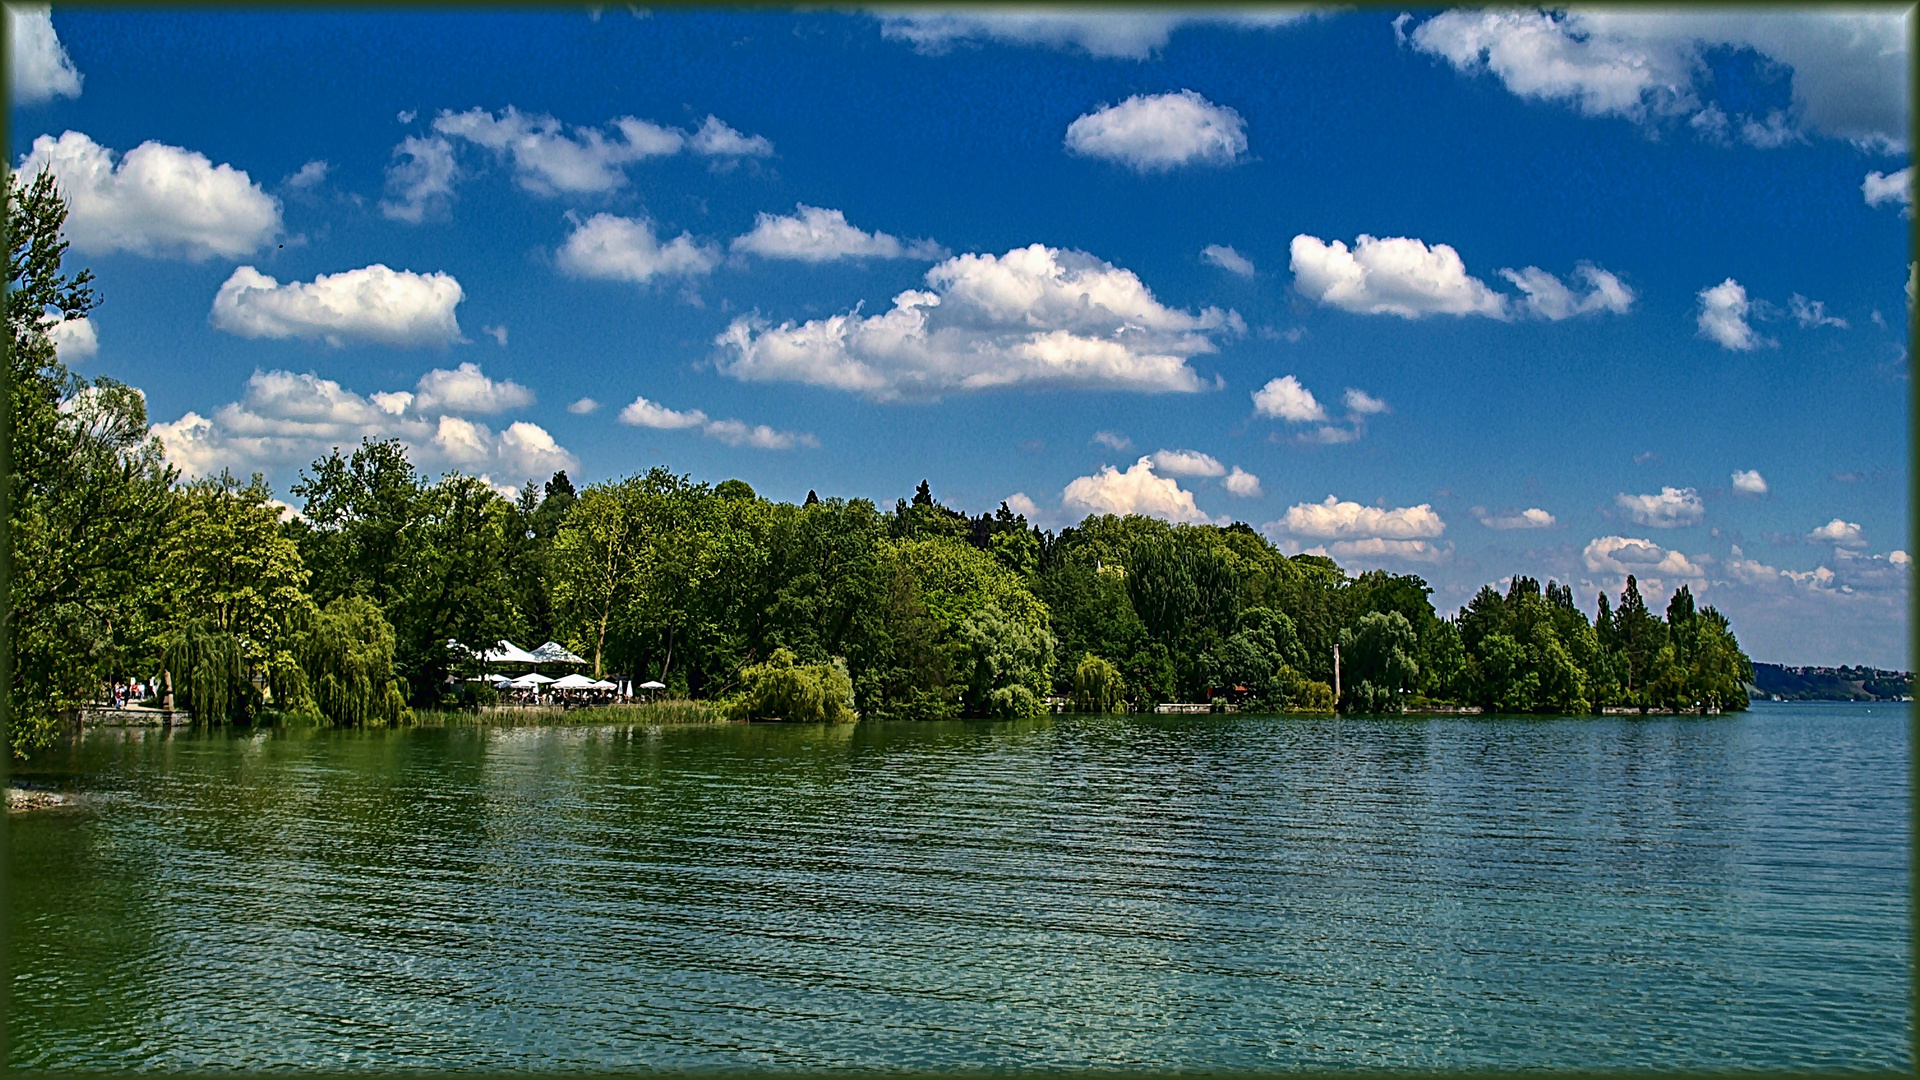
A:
[[1750, 663, 1913, 702]]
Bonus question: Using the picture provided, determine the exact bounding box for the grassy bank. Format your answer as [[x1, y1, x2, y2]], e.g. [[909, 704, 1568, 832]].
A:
[[413, 699, 725, 728]]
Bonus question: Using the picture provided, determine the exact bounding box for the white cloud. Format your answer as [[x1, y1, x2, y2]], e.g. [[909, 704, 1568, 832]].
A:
[[1064, 90, 1248, 172], [557, 213, 720, 284], [1327, 537, 1451, 563], [412, 362, 533, 414], [1291, 233, 1509, 319], [431, 106, 684, 195], [148, 365, 575, 481], [618, 396, 708, 430], [567, 397, 601, 415], [1474, 506, 1556, 530], [616, 395, 814, 450], [1731, 469, 1769, 496], [1696, 278, 1769, 351], [381, 136, 459, 223], [1583, 535, 1706, 578], [1150, 448, 1225, 477], [1407, 10, 1910, 151], [284, 160, 329, 190], [1253, 376, 1385, 443], [876, 9, 1315, 60], [482, 324, 509, 347], [731, 204, 942, 262], [1788, 294, 1848, 329], [1270, 495, 1446, 541], [45, 316, 97, 362], [425, 107, 771, 198], [1808, 518, 1867, 548], [715, 243, 1237, 400], [1863, 167, 1911, 208], [1251, 374, 1326, 422], [1615, 486, 1704, 528], [1201, 244, 1255, 277], [1062, 456, 1218, 524], [1342, 387, 1389, 415], [1091, 429, 1132, 451], [498, 421, 578, 476], [1004, 492, 1046, 521], [1499, 263, 1635, 320], [1223, 466, 1262, 497], [702, 418, 814, 450], [8, 5, 81, 104], [17, 131, 281, 259], [210, 264, 465, 348], [688, 115, 774, 157]]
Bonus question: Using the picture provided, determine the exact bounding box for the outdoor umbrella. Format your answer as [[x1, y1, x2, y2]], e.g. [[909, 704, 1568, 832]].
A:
[[549, 674, 600, 690], [510, 673, 556, 688], [638, 680, 666, 691], [529, 642, 589, 665]]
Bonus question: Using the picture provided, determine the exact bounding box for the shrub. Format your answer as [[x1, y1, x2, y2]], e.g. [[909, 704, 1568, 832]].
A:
[[726, 648, 857, 723]]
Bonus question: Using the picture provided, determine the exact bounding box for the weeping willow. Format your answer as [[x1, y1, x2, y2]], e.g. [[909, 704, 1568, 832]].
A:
[[295, 596, 410, 727], [160, 620, 253, 723], [725, 648, 856, 723], [1073, 653, 1126, 713]]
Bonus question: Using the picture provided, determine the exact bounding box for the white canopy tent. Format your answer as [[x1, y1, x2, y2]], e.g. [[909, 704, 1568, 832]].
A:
[[529, 642, 589, 665], [482, 640, 545, 665]]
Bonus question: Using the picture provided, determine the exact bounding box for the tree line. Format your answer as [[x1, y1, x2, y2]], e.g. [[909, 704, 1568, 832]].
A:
[[8, 171, 1755, 757]]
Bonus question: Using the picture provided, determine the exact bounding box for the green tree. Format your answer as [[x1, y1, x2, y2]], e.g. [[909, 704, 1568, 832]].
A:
[[1073, 653, 1126, 712], [726, 647, 856, 723], [295, 596, 410, 727], [1338, 611, 1420, 713], [8, 171, 177, 755]]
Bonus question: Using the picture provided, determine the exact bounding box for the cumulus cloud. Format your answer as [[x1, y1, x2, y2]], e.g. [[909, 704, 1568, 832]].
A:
[[1201, 244, 1255, 277], [876, 9, 1315, 60], [1223, 466, 1262, 497], [1788, 294, 1848, 329], [45, 316, 98, 362], [617, 395, 815, 450], [1731, 469, 1768, 496], [1062, 456, 1218, 524], [1270, 495, 1446, 541], [1406, 9, 1910, 151], [1091, 430, 1132, 452], [1064, 90, 1248, 172], [8, 5, 81, 104], [412, 361, 533, 413], [1696, 278, 1769, 351], [17, 131, 281, 259], [1808, 518, 1867, 548], [380, 135, 459, 223], [1149, 448, 1225, 477], [557, 213, 720, 284], [210, 264, 465, 348], [1615, 486, 1705, 528], [1291, 233, 1508, 319], [688, 115, 775, 157], [1342, 387, 1389, 415], [1325, 537, 1451, 563], [426, 106, 771, 197], [1253, 376, 1385, 443], [731, 204, 943, 262], [1499, 263, 1635, 320], [284, 160, 329, 190], [1583, 535, 1706, 579], [1003, 492, 1046, 522], [1474, 506, 1555, 530], [149, 365, 574, 481], [714, 243, 1238, 400], [1863, 166, 1911, 208], [1252, 374, 1327, 422], [567, 397, 601, 415]]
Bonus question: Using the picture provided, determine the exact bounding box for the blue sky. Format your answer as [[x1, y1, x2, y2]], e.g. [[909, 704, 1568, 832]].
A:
[[10, 6, 1911, 666]]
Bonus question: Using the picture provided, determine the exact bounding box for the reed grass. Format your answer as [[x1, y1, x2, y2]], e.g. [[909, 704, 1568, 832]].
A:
[[412, 699, 724, 728]]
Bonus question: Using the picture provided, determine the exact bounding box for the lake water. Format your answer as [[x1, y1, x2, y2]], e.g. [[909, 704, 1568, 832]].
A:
[[8, 703, 1909, 1070]]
